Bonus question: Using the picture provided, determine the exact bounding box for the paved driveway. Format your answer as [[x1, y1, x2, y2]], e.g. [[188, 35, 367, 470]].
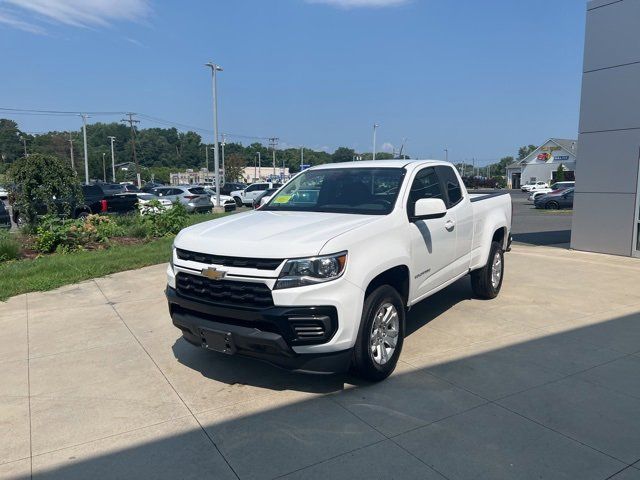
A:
[[2, 245, 640, 479]]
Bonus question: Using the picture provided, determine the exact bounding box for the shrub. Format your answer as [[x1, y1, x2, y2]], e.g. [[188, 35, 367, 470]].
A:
[[0, 231, 20, 262], [8, 153, 83, 227], [145, 201, 189, 237], [34, 214, 122, 254]]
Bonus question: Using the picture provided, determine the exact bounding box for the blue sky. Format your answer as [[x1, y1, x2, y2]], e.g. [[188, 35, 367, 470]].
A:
[[0, 0, 587, 163]]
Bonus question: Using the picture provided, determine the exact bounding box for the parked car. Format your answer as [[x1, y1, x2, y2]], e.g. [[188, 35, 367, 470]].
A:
[[141, 182, 165, 193], [0, 185, 8, 201], [121, 184, 142, 194], [11, 183, 139, 226], [522, 181, 549, 192], [167, 160, 512, 381], [0, 201, 10, 228], [220, 182, 246, 196], [534, 187, 574, 210], [151, 186, 212, 213], [202, 188, 237, 212], [549, 181, 575, 191], [230, 182, 283, 207], [137, 193, 173, 215], [528, 189, 552, 202]]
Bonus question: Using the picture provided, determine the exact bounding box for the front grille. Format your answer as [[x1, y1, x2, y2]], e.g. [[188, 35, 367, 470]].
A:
[[176, 249, 283, 270], [176, 273, 274, 308]]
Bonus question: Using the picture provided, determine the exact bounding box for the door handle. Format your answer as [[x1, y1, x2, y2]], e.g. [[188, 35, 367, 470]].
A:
[[445, 220, 455, 231]]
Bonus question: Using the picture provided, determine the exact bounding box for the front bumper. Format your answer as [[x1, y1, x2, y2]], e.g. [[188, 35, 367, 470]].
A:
[[166, 286, 352, 373]]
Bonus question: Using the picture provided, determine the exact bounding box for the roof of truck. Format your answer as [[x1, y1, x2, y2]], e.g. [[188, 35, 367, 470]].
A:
[[311, 159, 442, 170]]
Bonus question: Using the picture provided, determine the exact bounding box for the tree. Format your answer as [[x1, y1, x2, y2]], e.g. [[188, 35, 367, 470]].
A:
[[555, 164, 566, 182], [518, 145, 537, 161], [332, 147, 356, 163], [8, 153, 82, 226], [0, 119, 24, 165], [225, 153, 246, 182]]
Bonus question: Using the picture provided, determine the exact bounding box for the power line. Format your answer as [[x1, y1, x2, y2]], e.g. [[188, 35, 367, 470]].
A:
[[0, 107, 125, 116]]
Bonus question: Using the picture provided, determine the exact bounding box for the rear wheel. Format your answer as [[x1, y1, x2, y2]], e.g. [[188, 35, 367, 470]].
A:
[[471, 241, 504, 299], [351, 285, 405, 381], [234, 196, 242, 207], [545, 201, 559, 210]]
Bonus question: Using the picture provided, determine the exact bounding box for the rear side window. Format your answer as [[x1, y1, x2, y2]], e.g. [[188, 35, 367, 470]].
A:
[[407, 167, 444, 217], [436, 166, 463, 207], [188, 187, 207, 195], [82, 185, 102, 196]]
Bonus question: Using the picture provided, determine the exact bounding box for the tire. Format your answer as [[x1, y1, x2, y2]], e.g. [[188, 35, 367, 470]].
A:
[[234, 196, 242, 207], [545, 201, 559, 210], [351, 285, 405, 381], [471, 241, 504, 300]]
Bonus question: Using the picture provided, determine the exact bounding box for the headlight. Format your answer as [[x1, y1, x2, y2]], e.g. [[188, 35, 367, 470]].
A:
[[274, 252, 347, 290]]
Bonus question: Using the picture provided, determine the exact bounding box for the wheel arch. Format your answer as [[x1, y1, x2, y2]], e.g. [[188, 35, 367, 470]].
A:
[[364, 265, 410, 307]]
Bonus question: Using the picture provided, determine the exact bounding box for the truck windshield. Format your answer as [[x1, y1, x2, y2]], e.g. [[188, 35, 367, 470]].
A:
[[262, 168, 406, 215]]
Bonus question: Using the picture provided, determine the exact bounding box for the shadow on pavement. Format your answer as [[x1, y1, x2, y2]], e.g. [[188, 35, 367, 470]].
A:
[[17, 289, 640, 479]]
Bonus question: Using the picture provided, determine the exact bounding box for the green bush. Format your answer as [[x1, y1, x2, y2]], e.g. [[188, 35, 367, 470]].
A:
[[34, 214, 124, 254], [0, 231, 20, 262], [144, 201, 189, 237], [8, 153, 83, 227]]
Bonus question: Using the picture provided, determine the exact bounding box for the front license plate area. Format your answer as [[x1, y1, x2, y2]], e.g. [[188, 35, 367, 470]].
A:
[[200, 329, 236, 355]]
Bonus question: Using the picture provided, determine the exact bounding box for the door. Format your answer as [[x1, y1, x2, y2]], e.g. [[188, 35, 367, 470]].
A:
[[560, 190, 574, 209], [406, 167, 458, 302], [243, 184, 268, 203], [436, 165, 472, 277]]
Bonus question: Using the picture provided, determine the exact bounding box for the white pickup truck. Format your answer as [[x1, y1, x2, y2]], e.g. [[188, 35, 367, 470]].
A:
[[167, 160, 512, 380]]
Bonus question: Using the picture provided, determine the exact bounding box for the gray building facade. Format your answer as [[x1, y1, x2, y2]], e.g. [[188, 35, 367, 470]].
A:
[[570, 0, 640, 258]]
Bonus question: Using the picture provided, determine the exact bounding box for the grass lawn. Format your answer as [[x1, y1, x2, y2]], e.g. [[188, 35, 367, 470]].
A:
[[0, 211, 236, 301]]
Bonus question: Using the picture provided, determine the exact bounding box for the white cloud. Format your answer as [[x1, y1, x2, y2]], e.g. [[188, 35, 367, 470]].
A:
[[0, 10, 45, 33], [0, 0, 150, 32], [381, 142, 395, 153], [306, 0, 409, 8]]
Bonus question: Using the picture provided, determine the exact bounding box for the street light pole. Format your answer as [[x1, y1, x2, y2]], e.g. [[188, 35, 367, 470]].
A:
[[372, 123, 380, 160], [205, 61, 223, 209], [80, 114, 90, 184], [108, 136, 116, 182], [257, 151, 261, 180], [102, 153, 106, 182], [69, 133, 75, 171], [221, 133, 226, 183], [444, 148, 449, 163], [300, 146, 304, 171]]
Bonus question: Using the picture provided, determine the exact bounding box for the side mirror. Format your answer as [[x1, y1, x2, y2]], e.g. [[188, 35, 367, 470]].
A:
[[412, 198, 447, 221]]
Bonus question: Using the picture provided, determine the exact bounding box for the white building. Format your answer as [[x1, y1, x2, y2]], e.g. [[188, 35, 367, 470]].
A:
[[241, 166, 290, 183], [506, 138, 577, 188]]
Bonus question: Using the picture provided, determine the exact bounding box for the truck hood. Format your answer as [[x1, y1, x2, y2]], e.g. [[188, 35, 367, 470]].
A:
[[175, 210, 381, 258]]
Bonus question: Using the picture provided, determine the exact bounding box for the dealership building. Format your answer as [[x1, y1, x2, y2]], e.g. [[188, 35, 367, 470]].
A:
[[570, 0, 640, 258], [506, 138, 577, 189]]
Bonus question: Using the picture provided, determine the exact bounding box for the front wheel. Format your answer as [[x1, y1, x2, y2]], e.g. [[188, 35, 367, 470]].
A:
[[471, 241, 504, 299], [351, 285, 405, 381], [545, 201, 559, 210], [234, 196, 242, 207]]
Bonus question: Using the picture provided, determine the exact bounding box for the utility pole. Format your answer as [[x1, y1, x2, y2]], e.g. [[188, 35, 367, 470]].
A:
[[121, 113, 141, 187], [80, 114, 90, 184], [372, 123, 380, 161], [300, 146, 304, 171], [254, 153, 258, 180], [269, 137, 279, 178], [108, 136, 116, 182], [69, 132, 75, 171], [20, 136, 27, 157], [444, 148, 449, 164], [221, 133, 226, 183], [257, 151, 261, 180], [205, 61, 223, 209], [102, 153, 106, 182]]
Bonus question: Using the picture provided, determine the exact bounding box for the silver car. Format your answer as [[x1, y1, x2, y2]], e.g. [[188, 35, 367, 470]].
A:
[[151, 186, 213, 213]]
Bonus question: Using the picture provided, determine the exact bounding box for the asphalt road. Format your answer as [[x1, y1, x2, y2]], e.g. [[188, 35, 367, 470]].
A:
[[506, 190, 572, 246]]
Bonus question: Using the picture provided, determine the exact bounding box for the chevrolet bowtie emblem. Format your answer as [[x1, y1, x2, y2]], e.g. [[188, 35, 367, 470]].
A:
[[202, 267, 226, 280]]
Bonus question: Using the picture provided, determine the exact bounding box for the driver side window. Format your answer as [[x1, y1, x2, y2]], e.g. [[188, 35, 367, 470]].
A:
[[407, 167, 444, 218]]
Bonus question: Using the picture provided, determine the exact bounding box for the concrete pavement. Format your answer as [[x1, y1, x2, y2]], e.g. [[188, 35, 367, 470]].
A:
[[1, 244, 640, 479]]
